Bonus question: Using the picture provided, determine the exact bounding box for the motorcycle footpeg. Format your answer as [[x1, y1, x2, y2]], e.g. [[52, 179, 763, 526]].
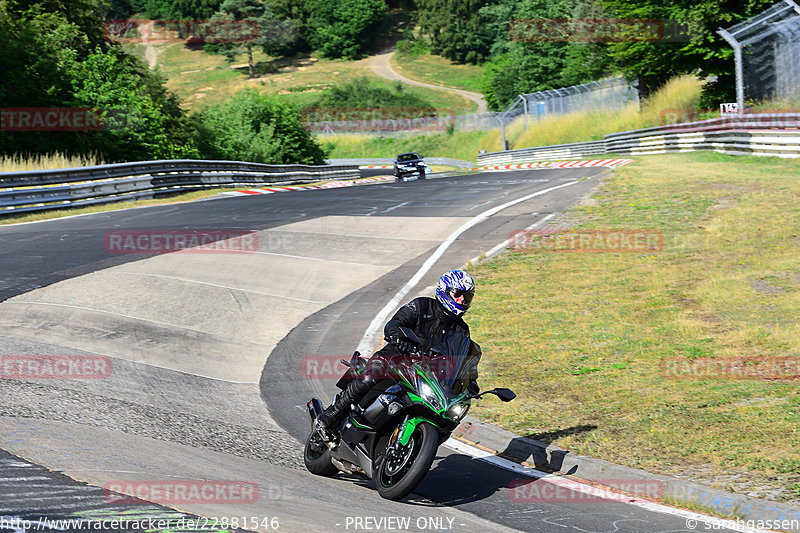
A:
[[317, 427, 338, 444], [313, 419, 338, 444]]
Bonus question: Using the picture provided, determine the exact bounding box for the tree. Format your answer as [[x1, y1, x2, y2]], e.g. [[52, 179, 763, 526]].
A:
[[479, 0, 611, 109], [415, 0, 497, 64], [70, 49, 198, 159], [195, 89, 328, 164], [206, 0, 297, 78], [107, 0, 224, 19], [599, 0, 775, 99], [0, 0, 197, 161], [305, 0, 387, 59], [482, 44, 571, 110]]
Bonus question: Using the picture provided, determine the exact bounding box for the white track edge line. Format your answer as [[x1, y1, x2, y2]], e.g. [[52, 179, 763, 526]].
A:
[[355, 178, 583, 355], [444, 439, 774, 533]]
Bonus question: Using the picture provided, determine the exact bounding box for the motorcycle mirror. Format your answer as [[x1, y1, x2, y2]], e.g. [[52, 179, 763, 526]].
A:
[[398, 326, 423, 347], [475, 388, 516, 401], [493, 388, 516, 402]]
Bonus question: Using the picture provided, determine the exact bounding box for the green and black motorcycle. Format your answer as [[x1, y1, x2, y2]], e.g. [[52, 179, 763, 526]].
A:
[[304, 327, 516, 501]]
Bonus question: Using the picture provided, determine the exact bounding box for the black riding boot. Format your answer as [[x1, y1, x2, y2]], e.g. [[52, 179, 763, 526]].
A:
[[315, 377, 373, 438]]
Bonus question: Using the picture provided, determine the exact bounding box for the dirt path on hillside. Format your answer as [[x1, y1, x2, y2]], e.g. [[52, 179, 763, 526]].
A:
[[138, 20, 164, 69], [368, 50, 488, 114]]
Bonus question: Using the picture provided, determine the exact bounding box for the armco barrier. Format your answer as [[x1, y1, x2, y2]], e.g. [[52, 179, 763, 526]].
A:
[[0, 159, 360, 214], [326, 157, 475, 169], [478, 113, 800, 165], [478, 140, 606, 166]]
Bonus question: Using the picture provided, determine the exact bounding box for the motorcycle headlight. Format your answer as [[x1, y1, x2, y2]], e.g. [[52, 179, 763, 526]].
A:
[[418, 380, 441, 410], [446, 400, 470, 422]]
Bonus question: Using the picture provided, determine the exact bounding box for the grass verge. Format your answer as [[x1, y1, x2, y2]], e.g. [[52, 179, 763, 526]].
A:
[[391, 50, 485, 94], [322, 129, 503, 163], [138, 42, 475, 113], [468, 152, 800, 502], [511, 75, 703, 149], [322, 74, 703, 160]]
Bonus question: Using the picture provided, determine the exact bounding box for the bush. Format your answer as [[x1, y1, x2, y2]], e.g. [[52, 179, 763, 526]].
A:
[[309, 77, 435, 112], [396, 39, 430, 58], [195, 89, 328, 164], [0, 5, 196, 162]]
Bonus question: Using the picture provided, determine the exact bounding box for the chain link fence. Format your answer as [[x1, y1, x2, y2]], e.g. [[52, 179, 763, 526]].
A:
[[718, 0, 800, 109], [304, 77, 639, 137], [502, 77, 640, 125]]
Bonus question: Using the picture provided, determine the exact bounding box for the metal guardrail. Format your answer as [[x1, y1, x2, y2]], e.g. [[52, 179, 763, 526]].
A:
[[477, 113, 800, 165], [326, 157, 475, 169], [0, 159, 361, 214], [477, 140, 606, 166]]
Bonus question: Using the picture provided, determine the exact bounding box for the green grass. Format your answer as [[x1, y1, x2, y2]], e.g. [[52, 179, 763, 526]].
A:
[[468, 152, 800, 500], [322, 74, 704, 160], [391, 49, 485, 94], [321, 129, 504, 163], [131, 41, 475, 113]]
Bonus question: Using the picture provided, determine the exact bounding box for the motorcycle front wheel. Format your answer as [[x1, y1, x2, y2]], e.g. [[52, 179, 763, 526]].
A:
[[303, 431, 339, 477], [374, 422, 438, 500]]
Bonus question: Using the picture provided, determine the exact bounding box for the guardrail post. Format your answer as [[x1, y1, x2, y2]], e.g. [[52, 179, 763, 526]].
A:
[[495, 115, 508, 151], [519, 95, 529, 130], [717, 28, 745, 113]]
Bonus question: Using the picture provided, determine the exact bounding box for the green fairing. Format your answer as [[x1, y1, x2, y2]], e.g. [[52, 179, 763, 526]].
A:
[[350, 418, 371, 429], [399, 417, 440, 446]]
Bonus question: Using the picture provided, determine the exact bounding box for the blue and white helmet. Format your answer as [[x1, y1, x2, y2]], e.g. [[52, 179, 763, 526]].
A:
[[435, 270, 475, 316]]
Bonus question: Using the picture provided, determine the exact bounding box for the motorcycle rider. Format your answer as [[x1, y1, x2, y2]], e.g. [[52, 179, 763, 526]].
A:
[[315, 269, 481, 440]]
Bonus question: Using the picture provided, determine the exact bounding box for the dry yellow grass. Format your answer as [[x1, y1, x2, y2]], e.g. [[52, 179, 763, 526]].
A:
[[1, 153, 105, 173], [512, 75, 703, 149], [469, 151, 800, 501], [324, 128, 503, 162]]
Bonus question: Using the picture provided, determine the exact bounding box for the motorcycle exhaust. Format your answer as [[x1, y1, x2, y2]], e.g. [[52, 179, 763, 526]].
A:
[[307, 398, 324, 427]]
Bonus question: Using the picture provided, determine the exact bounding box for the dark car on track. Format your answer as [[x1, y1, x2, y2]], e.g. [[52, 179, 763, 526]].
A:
[[393, 152, 428, 180]]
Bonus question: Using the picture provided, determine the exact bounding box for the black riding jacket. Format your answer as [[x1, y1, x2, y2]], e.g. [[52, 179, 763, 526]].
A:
[[376, 297, 481, 386]]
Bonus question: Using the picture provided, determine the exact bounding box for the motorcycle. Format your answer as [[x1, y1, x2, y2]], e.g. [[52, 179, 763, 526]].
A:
[[303, 327, 516, 501]]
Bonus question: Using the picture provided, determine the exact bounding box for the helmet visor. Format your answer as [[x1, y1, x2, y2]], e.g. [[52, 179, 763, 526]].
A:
[[448, 288, 474, 308]]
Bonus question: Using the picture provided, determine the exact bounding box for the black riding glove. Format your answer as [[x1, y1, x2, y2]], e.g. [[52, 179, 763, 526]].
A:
[[392, 336, 419, 355], [467, 381, 480, 396]]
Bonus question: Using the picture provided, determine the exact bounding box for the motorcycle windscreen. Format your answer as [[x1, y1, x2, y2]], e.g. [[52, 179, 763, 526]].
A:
[[428, 329, 478, 393]]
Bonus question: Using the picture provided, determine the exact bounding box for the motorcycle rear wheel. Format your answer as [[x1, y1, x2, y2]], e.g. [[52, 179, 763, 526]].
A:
[[374, 422, 438, 500], [304, 431, 339, 477]]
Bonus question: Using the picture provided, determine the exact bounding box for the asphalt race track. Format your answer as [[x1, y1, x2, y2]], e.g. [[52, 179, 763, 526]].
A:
[[0, 169, 747, 532]]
